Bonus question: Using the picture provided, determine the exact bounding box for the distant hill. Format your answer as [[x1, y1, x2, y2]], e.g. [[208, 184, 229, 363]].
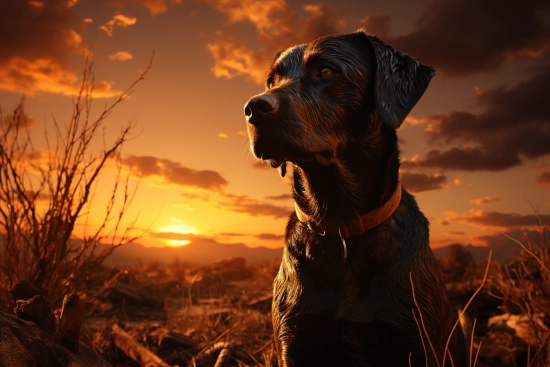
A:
[[105, 238, 520, 268], [432, 241, 525, 264], [103, 238, 283, 267]]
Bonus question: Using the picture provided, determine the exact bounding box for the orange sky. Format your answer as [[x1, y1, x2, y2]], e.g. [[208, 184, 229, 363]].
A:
[[1, 0, 549, 251]]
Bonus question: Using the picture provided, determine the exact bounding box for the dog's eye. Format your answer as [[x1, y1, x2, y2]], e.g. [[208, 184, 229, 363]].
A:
[[320, 68, 334, 77]]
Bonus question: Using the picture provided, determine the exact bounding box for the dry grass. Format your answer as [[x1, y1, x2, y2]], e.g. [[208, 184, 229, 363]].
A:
[[410, 250, 492, 367], [490, 212, 550, 367]]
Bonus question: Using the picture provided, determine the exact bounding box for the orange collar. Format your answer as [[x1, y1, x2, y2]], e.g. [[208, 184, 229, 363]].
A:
[[295, 183, 402, 239]]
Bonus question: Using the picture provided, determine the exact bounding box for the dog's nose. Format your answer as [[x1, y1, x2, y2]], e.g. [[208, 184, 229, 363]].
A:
[[244, 95, 278, 123]]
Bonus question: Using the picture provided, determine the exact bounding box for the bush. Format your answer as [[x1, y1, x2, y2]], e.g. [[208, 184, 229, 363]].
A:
[[0, 58, 150, 308]]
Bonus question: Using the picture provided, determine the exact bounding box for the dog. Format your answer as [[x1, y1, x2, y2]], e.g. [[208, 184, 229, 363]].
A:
[[244, 29, 467, 367]]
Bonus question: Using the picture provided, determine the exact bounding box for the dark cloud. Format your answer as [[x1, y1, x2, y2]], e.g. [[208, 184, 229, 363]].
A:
[[445, 231, 464, 236], [0, 0, 77, 64], [412, 148, 522, 172], [205, 1, 340, 83], [411, 62, 550, 171], [217, 193, 292, 219], [255, 233, 285, 241], [359, 15, 390, 38], [180, 190, 291, 219], [474, 228, 546, 249], [109, 0, 181, 16], [0, 0, 117, 96], [536, 171, 550, 188], [122, 155, 228, 191], [440, 220, 450, 226], [265, 193, 293, 201], [400, 171, 447, 193], [389, 0, 550, 76], [456, 210, 550, 227], [1, 105, 36, 129], [471, 196, 500, 205]]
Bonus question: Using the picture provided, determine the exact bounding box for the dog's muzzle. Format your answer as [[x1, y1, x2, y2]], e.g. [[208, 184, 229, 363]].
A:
[[244, 95, 278, 125]]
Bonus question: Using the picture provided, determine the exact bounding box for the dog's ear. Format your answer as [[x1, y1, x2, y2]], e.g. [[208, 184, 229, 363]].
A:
[[366, 35, 435, 129]]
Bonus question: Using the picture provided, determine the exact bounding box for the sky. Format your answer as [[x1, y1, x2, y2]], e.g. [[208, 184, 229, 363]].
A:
[[1, 0, 549, 251]]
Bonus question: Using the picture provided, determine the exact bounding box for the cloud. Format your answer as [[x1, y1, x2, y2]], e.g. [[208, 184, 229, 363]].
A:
[[122, 155, 228, 191], [445, 231, 464, 236], [255, 233, 284, 241], [218, 232, 245, 237], [400, 172, 447, 193], [0, 1, 120, 97], [1, 106, 36, 129], [359, 15, 390, 39], [471, 196, 500, 205], [536, 171, 550, 188], [205, 1, 340, 83], [150, 231, 284, 242], [100, 14, 137, 37], [473, 228, 545, 249], [109, 51, 133, 61], [265, 193, 293, 201], [410, 62, 550, 171], [217, 192, 292, 219], [455, 209, 550, 228], [388, 0, 550, 76], [218, 132, 228, 138], [109, 0, 181, 16]]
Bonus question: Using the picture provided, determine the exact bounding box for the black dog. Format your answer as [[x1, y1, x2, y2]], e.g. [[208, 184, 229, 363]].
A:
[[244, 29, 466, 367]]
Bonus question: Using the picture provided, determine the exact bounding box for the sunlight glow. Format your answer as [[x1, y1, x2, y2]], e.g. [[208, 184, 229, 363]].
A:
[[157, 223, 198, 247]]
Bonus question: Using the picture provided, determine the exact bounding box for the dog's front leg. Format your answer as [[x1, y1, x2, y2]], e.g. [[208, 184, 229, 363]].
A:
[[275, 313, 350, 367]]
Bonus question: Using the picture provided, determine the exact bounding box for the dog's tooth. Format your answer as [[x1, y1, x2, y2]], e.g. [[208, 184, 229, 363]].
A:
[[279, 162, 287, 177]]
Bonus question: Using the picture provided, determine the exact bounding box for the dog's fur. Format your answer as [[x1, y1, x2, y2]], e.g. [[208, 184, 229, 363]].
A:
[[244, 29, 467, 367]]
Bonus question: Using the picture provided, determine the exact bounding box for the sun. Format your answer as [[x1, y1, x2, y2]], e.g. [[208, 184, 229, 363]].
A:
[[157, 223, 198, 247]]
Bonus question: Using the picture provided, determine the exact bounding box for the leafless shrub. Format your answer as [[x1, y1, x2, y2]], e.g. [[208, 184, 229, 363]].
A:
[[0, 57, 151, 308], [491, 212, 550, 367]]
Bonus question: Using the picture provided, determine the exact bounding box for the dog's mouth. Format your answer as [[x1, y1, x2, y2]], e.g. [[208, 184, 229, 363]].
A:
[[269, 160, 287, 177], [265, 149, 335, 178]]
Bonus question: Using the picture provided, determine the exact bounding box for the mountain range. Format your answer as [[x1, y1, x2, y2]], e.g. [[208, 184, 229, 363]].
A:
[[101, 237, 524, 267]]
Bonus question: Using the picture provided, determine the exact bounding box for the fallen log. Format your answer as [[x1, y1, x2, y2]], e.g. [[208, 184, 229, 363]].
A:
[[112, 323, 171, 367]]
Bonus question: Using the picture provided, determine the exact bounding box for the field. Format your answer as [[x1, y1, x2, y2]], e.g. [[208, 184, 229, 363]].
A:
[[1, 234, 550, 367]]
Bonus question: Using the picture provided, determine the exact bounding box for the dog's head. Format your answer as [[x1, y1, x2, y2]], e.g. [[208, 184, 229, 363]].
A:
[[244, 29, 434, 171]]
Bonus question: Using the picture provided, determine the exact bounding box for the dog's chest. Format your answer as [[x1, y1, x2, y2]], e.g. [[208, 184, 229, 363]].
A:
[[294, 236, 393, 321]]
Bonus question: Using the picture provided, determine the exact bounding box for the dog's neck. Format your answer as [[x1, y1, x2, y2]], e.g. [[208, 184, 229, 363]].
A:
[[292, 124, 400, 235]]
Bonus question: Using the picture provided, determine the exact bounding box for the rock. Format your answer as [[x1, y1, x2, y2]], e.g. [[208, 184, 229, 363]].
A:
[[0, 311, 110, 367], [11, 281, 41, 302], [14, 295, 56, 334], [488, 312, 549, 345]]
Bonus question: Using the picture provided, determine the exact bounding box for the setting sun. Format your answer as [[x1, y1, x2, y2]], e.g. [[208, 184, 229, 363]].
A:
[[156, 223, 198, 247]]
